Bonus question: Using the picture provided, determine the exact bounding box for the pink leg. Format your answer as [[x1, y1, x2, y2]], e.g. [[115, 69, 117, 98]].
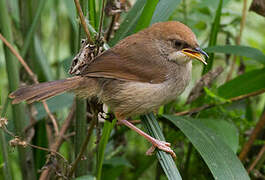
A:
[[119, 119, 176, 158]]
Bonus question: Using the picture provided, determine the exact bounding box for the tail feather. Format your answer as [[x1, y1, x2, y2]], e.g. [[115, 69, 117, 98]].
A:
[[9, 76, 88, 104]]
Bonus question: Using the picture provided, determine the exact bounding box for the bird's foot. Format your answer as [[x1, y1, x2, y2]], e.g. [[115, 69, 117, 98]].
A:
[[116, 118, 176, 159], [146, 139, 176, 159]]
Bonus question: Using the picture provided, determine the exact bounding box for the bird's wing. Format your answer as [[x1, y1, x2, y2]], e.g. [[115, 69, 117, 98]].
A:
[[79, 38, 169, 84]]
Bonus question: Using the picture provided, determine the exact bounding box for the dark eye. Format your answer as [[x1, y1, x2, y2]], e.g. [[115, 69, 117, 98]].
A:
[[174, 40, 183, 48], [174, 40, 190, 50]]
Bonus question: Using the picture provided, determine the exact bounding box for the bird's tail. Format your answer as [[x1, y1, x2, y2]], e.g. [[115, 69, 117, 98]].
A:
[[9, 76, 94, 104]]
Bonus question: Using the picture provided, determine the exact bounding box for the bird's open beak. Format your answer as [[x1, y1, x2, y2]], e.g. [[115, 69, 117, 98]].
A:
[[181, 47, 208, 65]]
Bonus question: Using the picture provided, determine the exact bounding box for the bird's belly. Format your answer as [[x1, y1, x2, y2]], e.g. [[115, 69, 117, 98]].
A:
[[102, 78, 188, 117]]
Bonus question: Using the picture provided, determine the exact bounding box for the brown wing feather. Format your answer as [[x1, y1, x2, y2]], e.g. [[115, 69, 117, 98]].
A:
[[80, 34, 169, 84]]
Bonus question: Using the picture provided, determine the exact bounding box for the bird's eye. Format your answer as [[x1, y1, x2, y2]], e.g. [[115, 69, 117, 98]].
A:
[[174, 40, 183, 48], [173, 40, 190, 50]]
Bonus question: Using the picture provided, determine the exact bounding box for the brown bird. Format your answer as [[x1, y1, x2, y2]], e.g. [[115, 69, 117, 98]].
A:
[[9, 21, 208, 158]]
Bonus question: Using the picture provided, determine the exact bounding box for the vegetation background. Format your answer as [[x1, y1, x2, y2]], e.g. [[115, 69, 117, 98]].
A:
[[0, 0, 265, 179]]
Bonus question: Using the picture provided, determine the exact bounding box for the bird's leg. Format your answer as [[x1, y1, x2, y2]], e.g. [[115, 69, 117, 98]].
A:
[[118, 119, 176, 158]]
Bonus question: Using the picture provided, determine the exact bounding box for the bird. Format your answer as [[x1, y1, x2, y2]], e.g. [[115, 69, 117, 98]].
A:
[[9, 21, 208, 158]]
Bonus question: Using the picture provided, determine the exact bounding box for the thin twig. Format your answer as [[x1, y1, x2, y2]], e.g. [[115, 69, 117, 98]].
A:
[[105, 15, 116, 42], [104, 0, 124, 42], [239, 110, 265, 161], [0, 33, 37, 82], [98, 0, 106, 39], [73, 0, 92, 43], [39, 105, 75, 180], [1, 126, 66, 161], [225, 0, 248, 82], [51, 105, 75, 151], [68, 117, 97, 177], [248, 144, 265, 173], [27, 143, 66, 161], [43, 101, 59, 136], [175, 89, 265, 116], [0, 33, 59, 136]]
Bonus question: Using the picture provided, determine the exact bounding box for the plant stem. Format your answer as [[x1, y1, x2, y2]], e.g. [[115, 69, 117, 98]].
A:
[[70, 116, 97, 177], [72, 0, 90, 176], [226, 0, 248, 82], [202, 0, 223, 74], [175, 89, 265, 116], [74, 97, 89, 176], [96, 119, 117, 180], [248, 143, 265, 173], [20, 0, 46, 58], [239, 109, 265, 161], [0, 33, 59, 136], [0, 98, 12, 180], [0, 0, 36, 178], [74, 0, 93, 42], [98, 0, 106, 39], [39, 104, 75, 179], [183, 143, 193, 179]]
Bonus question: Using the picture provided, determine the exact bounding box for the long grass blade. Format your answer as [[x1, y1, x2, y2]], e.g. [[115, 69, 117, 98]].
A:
[[20, 0, 46, 58], [96, 119, 117, 180], [88, 0, 97, 28], [134, 0, 159, 32], [109, 0, 147, 46], [202, 0, 223, 74], [141, 113, 182, 180], [150, 0, 181, 24]]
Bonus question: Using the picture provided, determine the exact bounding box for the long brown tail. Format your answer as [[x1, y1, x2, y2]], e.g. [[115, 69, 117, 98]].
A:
[[9, 76, 90, 104]]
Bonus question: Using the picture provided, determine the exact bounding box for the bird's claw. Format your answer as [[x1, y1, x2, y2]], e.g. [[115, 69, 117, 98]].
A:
[[145, 140, 176, 159]]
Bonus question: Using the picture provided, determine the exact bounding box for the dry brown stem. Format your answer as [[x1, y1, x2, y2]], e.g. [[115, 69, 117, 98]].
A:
[[248, 144, 265, 173], [239, 110, 265, 161], [68, 116, 97, 177], [226, 0, 248, 82], [73, 0, 92, 43], [39, 105, 75, 180], [175, 89, 265, 116], [0, 33, 59, 136]]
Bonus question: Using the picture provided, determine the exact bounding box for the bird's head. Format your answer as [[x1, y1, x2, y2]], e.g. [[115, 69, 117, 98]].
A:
[[145, 21, 208, 65]]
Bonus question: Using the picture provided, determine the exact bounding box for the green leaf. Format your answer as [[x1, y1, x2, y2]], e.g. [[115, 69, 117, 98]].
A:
[[205, 45, 265, 65], [97, 119, 117, 180], [34, 93, 74, 120], [88, 0, 97, 28], [134, 0, 159, 32], [218, 68, 265, 99], [141, 113, 182, 180], [20, 0, 46, 57], [150, 0, 181, 24], [204, 87, 230, 103], [163, 115, 250, 180], [33, 35, 53, 81], [203, 0, 223, 74], [200, 119, 239, 153], [104, 157, 133, 168], [101, 157, 133, 180], [109, 0, 147, 46]]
